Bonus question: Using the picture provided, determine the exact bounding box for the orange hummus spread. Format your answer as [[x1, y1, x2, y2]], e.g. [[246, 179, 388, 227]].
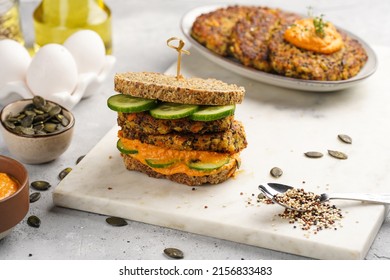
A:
[[284, 18, 343, 54], [0, 172, 19, 200]]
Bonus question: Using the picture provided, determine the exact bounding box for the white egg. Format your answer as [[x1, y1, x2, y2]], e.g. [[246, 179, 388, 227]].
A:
[[0, 39, 31, 88], [26, 44, 78, 98], [63, 30, 106, 74]]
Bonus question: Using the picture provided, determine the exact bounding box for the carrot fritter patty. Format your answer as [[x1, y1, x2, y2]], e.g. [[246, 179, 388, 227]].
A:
[[121, 120, 247, 154], [230, 7, 281, 72], [118, 112, 234, 135], [191, 5, 255, 56], [268, 27, 368, 80]]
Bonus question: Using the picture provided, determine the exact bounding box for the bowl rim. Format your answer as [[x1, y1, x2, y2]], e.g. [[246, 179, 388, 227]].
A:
[[0, 155, 29, 203], [0, 98, 75, 138]]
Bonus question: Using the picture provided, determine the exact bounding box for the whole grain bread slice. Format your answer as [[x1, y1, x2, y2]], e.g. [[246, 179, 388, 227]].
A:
[[114, 72, 245, 105], [122, 154, 239, 186]]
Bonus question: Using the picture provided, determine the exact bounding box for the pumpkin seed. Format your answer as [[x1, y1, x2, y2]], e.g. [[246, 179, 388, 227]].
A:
[[44, 122, 57, 133], [33, 95, 46, 109], [59, 168, 72, 180], [3, 96, 70, 136], [106, 216, 128, 227], [304, 151, 323, 158], [31, 180, 51, 191], [270, 167, 283, 178], [27, 215, 41, 228], [21, 115, 34, 127], [338, 134, 352, 144], [76, 155, 85, 164], [258, 193, 266, 200], [29, 192, 41, 203], [328, 150, 348, 160], [49, 105, 61, 117], [163, 248, 184, 259]]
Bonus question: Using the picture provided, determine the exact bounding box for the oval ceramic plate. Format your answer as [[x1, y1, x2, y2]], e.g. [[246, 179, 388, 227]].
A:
[[180, 5, 378, 92]]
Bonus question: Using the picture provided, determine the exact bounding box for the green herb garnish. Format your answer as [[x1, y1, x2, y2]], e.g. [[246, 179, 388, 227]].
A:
[[313, 14, 327, 38]]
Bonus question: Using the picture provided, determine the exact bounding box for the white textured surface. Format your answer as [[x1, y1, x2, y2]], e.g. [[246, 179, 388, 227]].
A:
[[53, 46, 390, 259]]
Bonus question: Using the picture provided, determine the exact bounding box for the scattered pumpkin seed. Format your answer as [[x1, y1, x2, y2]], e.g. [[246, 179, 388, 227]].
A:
[[163, 248, 184, 259], [58, 167, 72, 180], [3, 96, 70, 136], [328, 150, 348, 160], [270, 167, 283, 178], [31, 180, 51, 191], [106, 216, 128, 227], [76, 155, 85, 164], [304, 151, 324, 158], [258, 193, 266, 200], [27, 215, 41, 228], [29, 192, 41, 203], [338, 134, 352, 144]]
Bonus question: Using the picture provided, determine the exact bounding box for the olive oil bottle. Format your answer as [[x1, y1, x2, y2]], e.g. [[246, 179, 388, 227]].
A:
[[0, 0, 24, 44], [33, 0, 112, 53]]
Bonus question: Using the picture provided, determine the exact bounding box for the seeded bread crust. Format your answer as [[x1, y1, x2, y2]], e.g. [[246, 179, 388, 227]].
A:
[[122, 154, 239, 186], [114, 72, 245, 105]]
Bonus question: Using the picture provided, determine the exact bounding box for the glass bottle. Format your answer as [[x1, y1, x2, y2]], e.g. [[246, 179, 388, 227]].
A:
[[0, 0, 24, 45], [33, 0, 112, 54]]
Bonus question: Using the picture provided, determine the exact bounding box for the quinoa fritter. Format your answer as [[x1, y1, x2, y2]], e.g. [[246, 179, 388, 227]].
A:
[[191, 5, 368, 81], [121, 120, 247, 154], [268, 26, 368, 80], [118, 112, 234, 135], [191, 5, 255, 56], [230, 7, 281, 72]]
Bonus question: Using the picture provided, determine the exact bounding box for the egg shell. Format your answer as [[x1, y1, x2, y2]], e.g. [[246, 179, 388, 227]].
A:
[[26, 44, 78, 98], [0, 39, 31, 87], [63, 30, 106, 74]]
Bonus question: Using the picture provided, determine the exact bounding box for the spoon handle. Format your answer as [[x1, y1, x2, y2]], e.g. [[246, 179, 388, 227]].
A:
[[328, 193, 390, 204]]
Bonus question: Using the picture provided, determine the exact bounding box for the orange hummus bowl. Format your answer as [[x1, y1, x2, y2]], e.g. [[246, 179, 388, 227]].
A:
[[0, 155, 29, 240]]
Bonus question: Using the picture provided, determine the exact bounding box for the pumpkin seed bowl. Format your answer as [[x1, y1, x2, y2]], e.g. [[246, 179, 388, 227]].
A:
[[0, 97, 75, 164]]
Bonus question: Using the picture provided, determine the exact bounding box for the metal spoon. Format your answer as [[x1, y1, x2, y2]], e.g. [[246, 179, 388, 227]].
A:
[[259, 182, 390, 212]]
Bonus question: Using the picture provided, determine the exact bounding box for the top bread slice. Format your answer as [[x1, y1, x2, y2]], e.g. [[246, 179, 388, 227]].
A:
[[114, 72, 245, 105]]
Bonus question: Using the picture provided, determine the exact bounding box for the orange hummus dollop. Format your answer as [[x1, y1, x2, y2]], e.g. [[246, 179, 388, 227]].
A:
[[284, 17, 343, 54]]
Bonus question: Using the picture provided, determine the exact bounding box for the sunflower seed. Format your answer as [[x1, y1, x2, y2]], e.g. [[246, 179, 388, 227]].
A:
[[31, 180, 51, 191], [328, 150, 348, 160], [338, 134, 352, 144], [59, 168, 72, 180], [163, 248, 184, 259], [304, 151, 323, 158], [105, 216, 128, 227], [27, 215, 41, 228], [270, 167, 283, 178], [29, 192, 41, 203]]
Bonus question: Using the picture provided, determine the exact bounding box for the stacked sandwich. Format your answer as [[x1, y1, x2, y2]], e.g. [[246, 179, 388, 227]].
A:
[[107, 72, 247, 186]]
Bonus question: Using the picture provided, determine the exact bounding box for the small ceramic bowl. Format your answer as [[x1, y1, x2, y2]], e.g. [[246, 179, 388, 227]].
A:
[[0, 99, 75, 164], [0, 155, 29, 240]]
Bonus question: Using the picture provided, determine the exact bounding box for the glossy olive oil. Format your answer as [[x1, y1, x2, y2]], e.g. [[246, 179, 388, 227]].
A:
[[33, 0, 112, 53]]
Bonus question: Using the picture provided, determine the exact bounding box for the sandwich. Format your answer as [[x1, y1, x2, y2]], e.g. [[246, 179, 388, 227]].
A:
[[107, 72, 247, 186]]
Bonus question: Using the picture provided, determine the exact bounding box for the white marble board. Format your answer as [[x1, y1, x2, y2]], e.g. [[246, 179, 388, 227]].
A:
[[52, 46, 390, 260]]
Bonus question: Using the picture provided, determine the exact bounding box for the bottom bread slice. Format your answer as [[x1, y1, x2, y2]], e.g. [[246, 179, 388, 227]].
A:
[[122, 154, 239, 186]]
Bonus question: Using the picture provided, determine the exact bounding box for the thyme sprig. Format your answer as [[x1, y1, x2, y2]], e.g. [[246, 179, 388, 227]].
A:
[[307, 6, 327, 38]]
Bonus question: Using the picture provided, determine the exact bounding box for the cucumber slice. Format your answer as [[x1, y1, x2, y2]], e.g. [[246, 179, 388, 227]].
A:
[[189, 105, 235, 121], [107, 94, 157, 113], [145, 158, 175, 168], [188, 157, 230, 172], [149, 103, 199, 119], [117, 139, 138, 154]]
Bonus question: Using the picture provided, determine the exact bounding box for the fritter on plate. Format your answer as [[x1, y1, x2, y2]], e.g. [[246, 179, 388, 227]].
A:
[[191, 5, 255, 56], [268, 26, 368, 80]]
